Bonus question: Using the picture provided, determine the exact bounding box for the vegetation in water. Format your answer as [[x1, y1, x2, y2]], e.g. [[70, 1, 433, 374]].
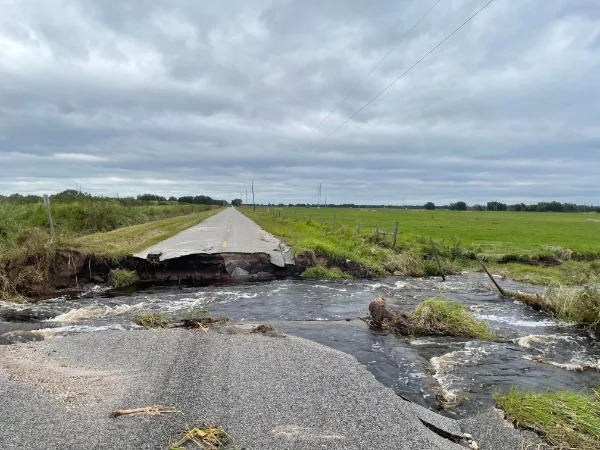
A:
[[508, 286, 600, 332], [108, 269, 140, 289], [301, 265, 353, 280], [495, 387, 600, 449], [410, 298, 495, 340], [133, 311, 173, 328], [369, 297, 496, 341]]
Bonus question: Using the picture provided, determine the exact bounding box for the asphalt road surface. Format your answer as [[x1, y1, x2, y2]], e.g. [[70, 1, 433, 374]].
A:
[[0, 329, 534, 449], [134, 207, 293, 267]]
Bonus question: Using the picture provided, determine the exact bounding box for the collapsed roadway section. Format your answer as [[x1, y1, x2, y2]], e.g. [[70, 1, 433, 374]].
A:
[[131, 207, 296, 285]]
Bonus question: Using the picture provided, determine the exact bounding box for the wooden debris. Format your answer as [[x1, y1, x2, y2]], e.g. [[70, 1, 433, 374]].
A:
[[250, 324, 286, 338], [175, 316, 229, 329], [110, 405, 177, 417]]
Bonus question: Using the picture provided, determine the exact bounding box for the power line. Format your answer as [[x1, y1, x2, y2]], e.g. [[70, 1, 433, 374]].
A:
[[304, 0, 443, 139], [304, 0, 496, 156]]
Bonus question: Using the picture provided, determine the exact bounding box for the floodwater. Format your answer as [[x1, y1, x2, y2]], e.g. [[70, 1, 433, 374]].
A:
[[1, 274, 599, 416]]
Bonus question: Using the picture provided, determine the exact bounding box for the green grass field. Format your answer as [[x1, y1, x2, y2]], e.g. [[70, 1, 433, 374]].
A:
[[254, 207, 600, 257], [242, 206, 600, 286]]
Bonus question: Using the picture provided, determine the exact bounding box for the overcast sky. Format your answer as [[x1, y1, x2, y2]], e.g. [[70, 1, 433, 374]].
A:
[[1, 0, 599, 205]]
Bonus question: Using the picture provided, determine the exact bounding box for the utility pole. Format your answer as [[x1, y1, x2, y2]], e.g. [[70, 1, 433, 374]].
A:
[[317, 183, 321, 209], [251, 179, 256, 213], [246, 190, 248, 205]]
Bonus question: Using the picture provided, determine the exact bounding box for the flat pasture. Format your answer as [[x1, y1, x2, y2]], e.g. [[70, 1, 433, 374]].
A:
[[258, 207, 600, 257]]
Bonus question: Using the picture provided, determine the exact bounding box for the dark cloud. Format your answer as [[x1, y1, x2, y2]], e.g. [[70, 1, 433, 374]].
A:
[[1, 0, 599, 205]]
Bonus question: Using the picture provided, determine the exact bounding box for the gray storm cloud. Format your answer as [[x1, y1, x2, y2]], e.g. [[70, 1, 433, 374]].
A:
[[0, 0, 598, 204]]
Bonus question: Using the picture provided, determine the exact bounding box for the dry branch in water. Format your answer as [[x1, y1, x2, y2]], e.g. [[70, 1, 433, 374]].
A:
[[110, 405, 177, 417]]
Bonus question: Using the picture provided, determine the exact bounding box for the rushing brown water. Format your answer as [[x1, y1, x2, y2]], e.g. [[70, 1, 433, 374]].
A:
[[1, 274, 599, 416]]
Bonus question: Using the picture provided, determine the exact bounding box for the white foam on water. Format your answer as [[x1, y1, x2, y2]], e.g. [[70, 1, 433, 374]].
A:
[[372, 341, 384, 352], [521, 353, 600, 371], [312, 285, 348, 292], [34, 324, 128, 336], [475, 313, 557, 328], [409, 338, 437, 346], [48, 303, 147, 322], [430, 342, 497, 403], [516, 334, 575, 349], [518, 335, 600, 371], [546, 356, 600, 371]]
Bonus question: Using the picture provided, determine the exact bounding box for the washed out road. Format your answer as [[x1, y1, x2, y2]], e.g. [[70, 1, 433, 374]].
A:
[[0, 329, 532, 450], [134, 207, 293, 267]]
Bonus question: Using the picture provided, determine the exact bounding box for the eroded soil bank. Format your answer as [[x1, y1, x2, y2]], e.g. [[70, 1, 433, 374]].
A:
[[49, 249, 296, 294]]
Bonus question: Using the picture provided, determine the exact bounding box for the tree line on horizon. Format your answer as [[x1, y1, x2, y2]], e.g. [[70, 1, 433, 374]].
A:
[[0, 190, 228, 206], [1, 191, 598, 213]]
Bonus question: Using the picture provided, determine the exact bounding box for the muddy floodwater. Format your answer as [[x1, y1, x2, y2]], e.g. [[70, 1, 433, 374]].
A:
[[1, 274, 599, 417]]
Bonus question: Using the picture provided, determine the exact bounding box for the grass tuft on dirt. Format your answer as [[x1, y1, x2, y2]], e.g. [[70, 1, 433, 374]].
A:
[[495, 387, 600, 450], [133, 311, 173, 328], [301, 265, 353, 280], [108, 269, 139, 289], [411, 298, 495, 340], [170, 423, 237, 450]]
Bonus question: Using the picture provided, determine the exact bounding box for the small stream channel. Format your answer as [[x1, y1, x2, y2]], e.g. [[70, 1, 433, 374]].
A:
[[1, 274, 599, 417]]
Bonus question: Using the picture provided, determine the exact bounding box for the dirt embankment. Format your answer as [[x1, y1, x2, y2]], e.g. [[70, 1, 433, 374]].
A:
[[2, 248, 296, 301]]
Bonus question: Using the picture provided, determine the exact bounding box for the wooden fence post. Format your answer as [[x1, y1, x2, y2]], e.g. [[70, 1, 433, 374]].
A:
[[392, 222, 399, 247], [43, 194, 55, 240], [476, 256, 507, 296], [430, 238, 446, 282], [356, 221, 360, 237]]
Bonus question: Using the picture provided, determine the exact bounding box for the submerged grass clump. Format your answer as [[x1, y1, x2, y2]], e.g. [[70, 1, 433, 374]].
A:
[[495, 387, 600, 449], [507, 286, 600, 332], [369, 297, 496, 340], [411, 298, 495, 340], [133, 311, 173, 328], [108, 269, 139, 289], [301, 265, 353, 280]]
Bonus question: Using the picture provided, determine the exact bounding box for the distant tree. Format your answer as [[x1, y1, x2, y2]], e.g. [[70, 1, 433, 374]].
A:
[[487, 201, 507, 211], [168, 196, 177, 202], [449, 201, 467, 211], [231, 198, 242, 206], [137, 194, 166, 201], [424, 202, 435, 210]]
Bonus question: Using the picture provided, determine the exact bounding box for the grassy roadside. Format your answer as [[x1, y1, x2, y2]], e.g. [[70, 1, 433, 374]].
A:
[[0, 202, 222, 301], [69, 209, 220, 257], [243, 210, 392, 277], [495, 387, 600, 449]]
